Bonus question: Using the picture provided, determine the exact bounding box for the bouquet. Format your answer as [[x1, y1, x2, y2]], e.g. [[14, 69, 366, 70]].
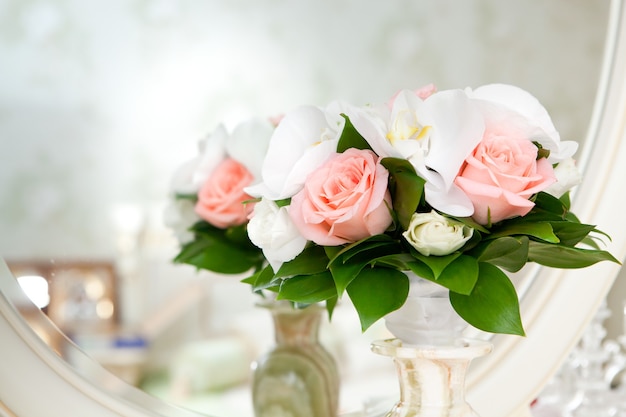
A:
[[165, 118, 274, 275], [243, 84, 618, 336]]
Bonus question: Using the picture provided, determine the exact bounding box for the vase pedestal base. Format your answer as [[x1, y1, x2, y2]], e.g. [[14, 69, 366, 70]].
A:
[[371, 338, 492, 417]]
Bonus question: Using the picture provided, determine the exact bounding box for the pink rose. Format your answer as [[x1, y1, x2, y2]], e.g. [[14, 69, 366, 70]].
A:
[[195, 158, 255, 228], [289, 148, 393, 245], [455, 135, 556, 225]]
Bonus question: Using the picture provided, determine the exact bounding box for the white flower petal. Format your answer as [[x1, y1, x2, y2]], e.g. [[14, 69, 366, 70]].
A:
[[255, 105, 340, 200], [170, 156, 201, 195], [163, 199, 200, 244], [345, 105, 396, 158], [227, 118, 274, 180], [544, 157, 583, 198], [424, 181, 475, 217], [469, 83, 577, 162], [247, 199, 307, 272], [193, 124, 228, 186], [419, 89, 484, 190]]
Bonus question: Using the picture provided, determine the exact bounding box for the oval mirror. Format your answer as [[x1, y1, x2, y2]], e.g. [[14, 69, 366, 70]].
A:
[[1, 1, 625, 416]]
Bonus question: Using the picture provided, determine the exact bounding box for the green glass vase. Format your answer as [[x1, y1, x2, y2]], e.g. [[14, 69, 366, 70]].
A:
[[251, 302, 339, 417]]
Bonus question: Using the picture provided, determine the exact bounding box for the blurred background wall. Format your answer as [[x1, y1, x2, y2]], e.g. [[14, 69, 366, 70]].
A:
[[0, 0, 609, 259]]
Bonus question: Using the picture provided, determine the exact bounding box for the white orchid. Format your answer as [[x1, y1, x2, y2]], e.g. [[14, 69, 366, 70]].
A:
[[245, 101, 352, 200], [348, 89, 485, 217], [467, 83, 578, 163]]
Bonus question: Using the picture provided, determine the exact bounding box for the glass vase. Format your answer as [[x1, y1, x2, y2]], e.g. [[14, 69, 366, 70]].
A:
[[373, 275, 492, 417], [251, 302, 339, 417]]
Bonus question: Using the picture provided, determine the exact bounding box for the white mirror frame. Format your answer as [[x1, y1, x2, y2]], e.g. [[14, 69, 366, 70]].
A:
[[1, 1, 626, 415]]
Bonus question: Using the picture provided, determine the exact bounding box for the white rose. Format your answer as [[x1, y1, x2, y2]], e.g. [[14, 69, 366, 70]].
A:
[[543, 157, 582, 198], [247, 198, 307, 272], [402, 210, 473, 256]]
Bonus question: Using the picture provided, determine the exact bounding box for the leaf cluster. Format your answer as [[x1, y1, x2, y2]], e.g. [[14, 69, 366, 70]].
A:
[[174, 221, 265, 274]]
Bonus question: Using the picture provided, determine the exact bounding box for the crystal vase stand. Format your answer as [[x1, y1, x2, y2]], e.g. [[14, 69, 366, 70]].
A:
[[371, 338, 492, 417]]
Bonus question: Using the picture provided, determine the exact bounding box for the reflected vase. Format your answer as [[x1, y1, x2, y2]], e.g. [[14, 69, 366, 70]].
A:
[[373, 275, 492, 417], [251, 302, 339, 417]]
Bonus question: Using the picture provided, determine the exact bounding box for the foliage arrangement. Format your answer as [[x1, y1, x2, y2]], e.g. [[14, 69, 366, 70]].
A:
[[239, 84, 618, 336]]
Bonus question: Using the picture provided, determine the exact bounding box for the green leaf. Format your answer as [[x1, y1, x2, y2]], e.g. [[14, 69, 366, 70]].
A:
[[346, 268, 410, 331], [329, 243, 401, 297], [436, 255, 479, 295], [407, 256, 477, 295], [275, 245, 330, 278], [550, 222, 597, 247], [275, 198, 291, 208], [174, 233, 262, 274], [175, 192, 198, 202], [450, 216, 490, 234], [324, 246, 343, 264], [329, 234, 399, 264], [224, 224, 255, 247], [277, 271, 337, 304], [559, 191, 572, 210], [370, 253, 417, 270], [410, 251, 461, 279], [532, 192, 568, 217], [328, 256, 368, 297], [381, 157, 425, 230], [326, 296, 338, 320], [475, 236, 529, 272], [489, 222, 559, 243], [528, 241, 620, 268], [449, 262, 525, 336], [336, 114, 371, 152], [243, 265, 279, 291], [406, 261, 435, 281]]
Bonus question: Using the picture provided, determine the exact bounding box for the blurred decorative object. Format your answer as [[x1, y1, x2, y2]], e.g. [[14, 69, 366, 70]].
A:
[[68, 331, 148, 386], [8, 260, 118, 335], [16, 274, 50, 308], [532, 301, 626, 417], [251, 301, 339, 417], [6, 259, 149, 385], [169, 336, 253, 396]]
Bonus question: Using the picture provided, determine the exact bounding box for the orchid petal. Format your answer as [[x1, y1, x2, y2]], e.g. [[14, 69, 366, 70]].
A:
[[424, 181, 475, 217], [227, 118, 274, 180], [193, 124, 228, 186], [418, 89, 484, 189], [251, 105, 340, 200], [346, 105, 396, 158], [170, 156, 201, 195], [470, 84, 577, 161]]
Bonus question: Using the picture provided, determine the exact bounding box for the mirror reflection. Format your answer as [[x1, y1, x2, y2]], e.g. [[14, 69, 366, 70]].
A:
[[0, 1, 611, 416]]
